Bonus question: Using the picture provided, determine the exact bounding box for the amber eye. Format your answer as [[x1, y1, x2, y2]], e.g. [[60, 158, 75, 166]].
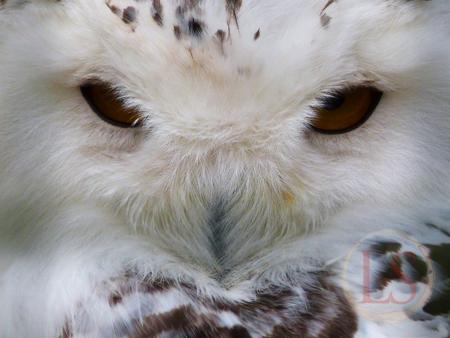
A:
[[308, 87, 383, 134], [81, 84, 142, 128]]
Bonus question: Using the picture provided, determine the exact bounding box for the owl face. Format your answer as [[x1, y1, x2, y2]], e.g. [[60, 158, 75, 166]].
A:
[[1, 0, 449, 269]]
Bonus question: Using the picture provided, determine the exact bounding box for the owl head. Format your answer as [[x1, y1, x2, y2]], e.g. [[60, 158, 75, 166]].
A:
[[1, 0, 449, 270]]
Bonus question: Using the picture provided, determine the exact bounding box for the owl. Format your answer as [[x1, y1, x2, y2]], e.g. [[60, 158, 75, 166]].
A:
[[0, 0, 449, 337]]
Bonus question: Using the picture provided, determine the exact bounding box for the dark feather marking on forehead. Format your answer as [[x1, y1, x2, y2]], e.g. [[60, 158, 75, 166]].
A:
[[216, 29, 226, 43], [174, 25, 182, 40], [254, 29, 260, 41], [174, 4, 206, 40], [151, 0, 164, 27], [226, 0, 242, 14], [108, 5, 121, 17], [320, 0, 336, 28], [226, 0, 242, 31], [320, 13, 331, 28], [321, 0, 336, 14], [188, 18, 204, 37], [215, 29, 226, 55], [106, 1, 122, 18], [122, 6, 137, 24]]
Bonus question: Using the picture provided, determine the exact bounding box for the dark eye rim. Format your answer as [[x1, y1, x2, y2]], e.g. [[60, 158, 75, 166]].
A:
[[80, 84, 142, 128], [308, 87, 383, 135]]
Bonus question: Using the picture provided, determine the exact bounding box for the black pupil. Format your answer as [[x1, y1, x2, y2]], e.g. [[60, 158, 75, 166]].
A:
[[321, 92, 346, 110]]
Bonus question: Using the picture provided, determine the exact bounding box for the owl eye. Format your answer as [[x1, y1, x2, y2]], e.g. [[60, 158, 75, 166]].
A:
[[81, 84, 142, 128], [308, 87, 383, 134]]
